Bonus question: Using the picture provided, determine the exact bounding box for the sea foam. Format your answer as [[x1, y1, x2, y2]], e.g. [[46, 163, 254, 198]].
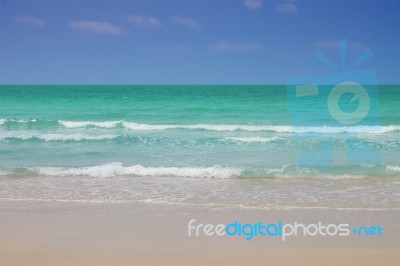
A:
[[59, 120, 121, 128], [57, 120, 399, 133], [1, 118, 400, 133], [35, 163, 241, 178], [0, 132, 116, 141], [225, 136, 280, 143]]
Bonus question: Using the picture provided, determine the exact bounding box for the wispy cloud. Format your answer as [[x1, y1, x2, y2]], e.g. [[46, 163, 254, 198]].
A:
[[172, 17, 203, 31], [127, 16, 161, 29], [13, 16, 45, 27], [210, 41, 263, 53], [243, 0, 263, 10], [276, 1, 298, 14], [69, 21, 122, 35]]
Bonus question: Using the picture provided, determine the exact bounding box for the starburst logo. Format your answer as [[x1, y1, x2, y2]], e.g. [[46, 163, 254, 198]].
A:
[[286, 39, 381, 167], [315, 39, 372, 70], [317, 39, 375, 125]]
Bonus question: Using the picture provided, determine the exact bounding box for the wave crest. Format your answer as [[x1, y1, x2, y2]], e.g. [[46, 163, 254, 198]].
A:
[[225, 136, 280, 143], [1, 118, 400, 133], [0, 132, 116, 141], [54, 121, 400, 133], [35, 163, 241, 178]]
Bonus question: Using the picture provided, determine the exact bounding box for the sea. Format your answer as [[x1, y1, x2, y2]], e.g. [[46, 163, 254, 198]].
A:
[[0, 85, 399, 210]]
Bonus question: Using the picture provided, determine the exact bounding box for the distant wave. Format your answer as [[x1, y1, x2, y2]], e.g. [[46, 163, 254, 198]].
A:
[[46, 120, 400, 133], [0, 133, 280, 144], [0, 132, 116, 142], [0, 118, 54, 124], [60, 120, 293, 132], [59, 120, 121, 128], [2, 118, 400, 133]]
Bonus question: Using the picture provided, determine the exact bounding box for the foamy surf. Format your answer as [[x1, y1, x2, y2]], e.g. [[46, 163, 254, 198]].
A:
[[34, 163, 242, 178], [2, 118, 400, 133], [59, 120, 121, 128], [0, 132, 117, 142], [54, 121, 400, 133], [1, 163, 398, 179], [387, 165, 400, 173], [225, 136, 280, 143]]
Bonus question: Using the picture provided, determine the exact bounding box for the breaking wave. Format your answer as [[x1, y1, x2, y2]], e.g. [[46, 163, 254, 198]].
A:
[[1, 118, 399, 133]]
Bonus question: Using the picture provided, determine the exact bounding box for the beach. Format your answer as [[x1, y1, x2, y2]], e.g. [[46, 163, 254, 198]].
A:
[[1, 200, 399, 266], [0, 85, 399, 265], [2, 0, 400, 264]]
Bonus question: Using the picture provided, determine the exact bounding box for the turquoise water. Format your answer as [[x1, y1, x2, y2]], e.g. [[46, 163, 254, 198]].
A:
[[0, 85, 400, 209], [0, 85, 400, 178]]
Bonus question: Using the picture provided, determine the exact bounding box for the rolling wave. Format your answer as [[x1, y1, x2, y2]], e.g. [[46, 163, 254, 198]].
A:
[[0, 132, 281, 144], [0, 132, 116, 142], [387, 165, 400, 173], [225, 136, 280, 143], [34, 163, 241, 179], [59, 120, 121, 128], [1, 118, 400, 133], [0, 163, 399, 179]]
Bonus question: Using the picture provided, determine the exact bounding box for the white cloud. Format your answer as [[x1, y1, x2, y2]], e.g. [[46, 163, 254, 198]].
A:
[[13, 16, 45, 27], [127, 16, 161, 29], [172, 17, 203, 31], [210, 41, 263, 53], [276, 3, 298, 14], [243, 0, 263, 10], [69, 21, 122, 35]]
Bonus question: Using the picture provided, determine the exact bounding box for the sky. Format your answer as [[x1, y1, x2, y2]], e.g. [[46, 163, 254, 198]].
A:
[[0, 0, 399, 84]]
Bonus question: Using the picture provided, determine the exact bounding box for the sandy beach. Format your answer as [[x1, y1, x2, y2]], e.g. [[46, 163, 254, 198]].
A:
[[1, 200, 399, 266], [2, 0, 400, 265]]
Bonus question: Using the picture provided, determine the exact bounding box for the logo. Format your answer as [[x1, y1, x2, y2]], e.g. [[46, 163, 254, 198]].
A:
[[286, 39, 381, 167], [188, 219, 384, 241]]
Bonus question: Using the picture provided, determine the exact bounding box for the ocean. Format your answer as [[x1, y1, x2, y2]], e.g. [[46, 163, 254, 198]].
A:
[[0, 85, 399, 210]]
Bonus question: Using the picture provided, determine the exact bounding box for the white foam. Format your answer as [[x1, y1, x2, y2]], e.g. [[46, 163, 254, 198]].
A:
[[57, 120, 291, 132], [387, 165, 400, 173], [0, 132, 116, 141], [375, 125, 400, 134], [122, 121, 179, 130], [122, 122, 292, 132], [56, 120, 400, 133], [1, 118, 398, 134], [59, 120, 121, 128], [225, 136, 279, 143], [1, 118, 37, 123], [41, 133, 116, 141], [34, 163, 242, 178], [292, 125, 392, 134]]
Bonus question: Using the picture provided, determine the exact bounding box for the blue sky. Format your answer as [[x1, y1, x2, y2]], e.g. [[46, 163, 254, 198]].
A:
[[0, 0, 399, 84]]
